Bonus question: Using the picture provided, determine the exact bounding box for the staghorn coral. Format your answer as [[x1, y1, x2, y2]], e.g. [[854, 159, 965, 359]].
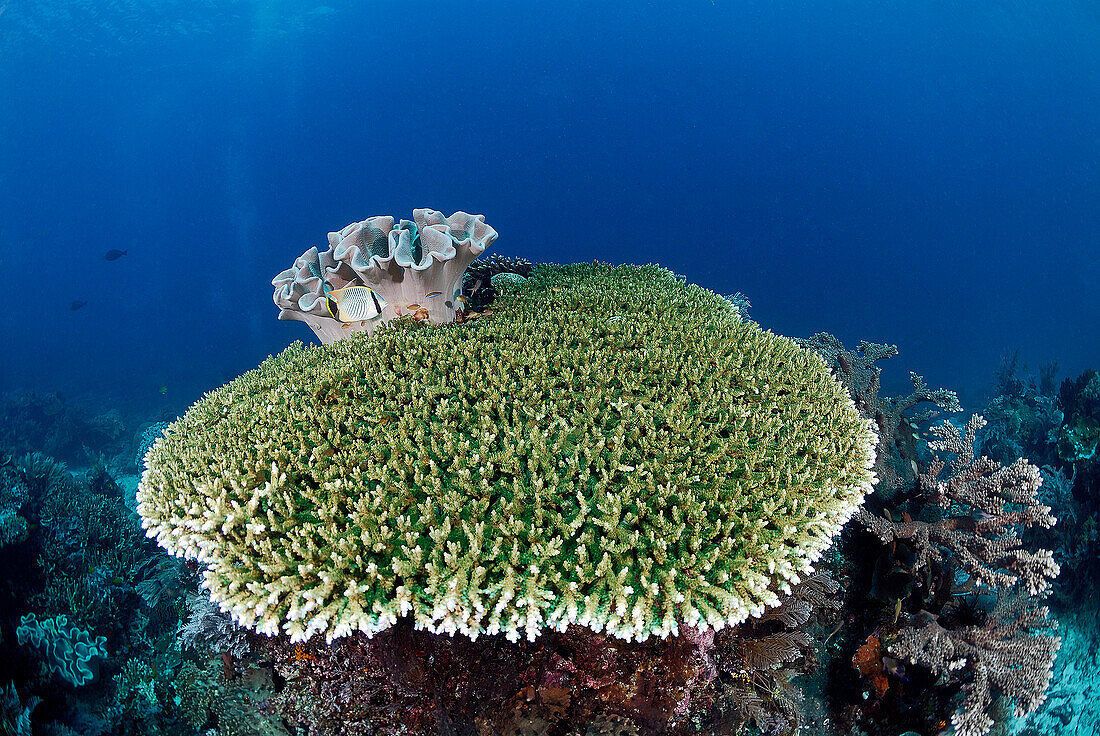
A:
[[853, 415, 1061, 736], [799, 333, 961, 491], [139, 263, 877, 645], [858, 416, 1059, 597], [889, 593, 1060, 736], [16, 614, 108, 687], [273, 209, 498, 344]]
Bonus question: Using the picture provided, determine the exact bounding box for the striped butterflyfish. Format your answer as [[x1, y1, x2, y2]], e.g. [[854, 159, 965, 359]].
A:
[[326, 286, 386, 322]]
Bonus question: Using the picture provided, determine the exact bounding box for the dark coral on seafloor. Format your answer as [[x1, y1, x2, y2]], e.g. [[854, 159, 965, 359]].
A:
[[462, 254, 536, 311], [256, 571, 842, 736], [260, 618, 707, 736], [0, 392, 127, 468], [1055, 368, 1100, 466], [979, 353, 1062, 469], [0, 449, 210, 736]]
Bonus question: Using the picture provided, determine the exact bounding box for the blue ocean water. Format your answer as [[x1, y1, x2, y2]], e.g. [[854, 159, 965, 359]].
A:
[[0, 0, 1097, 408], [2, 4, 1100, 735]]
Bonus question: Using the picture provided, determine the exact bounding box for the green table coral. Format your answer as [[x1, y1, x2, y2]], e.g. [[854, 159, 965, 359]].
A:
[[138, 264, 876, 644]]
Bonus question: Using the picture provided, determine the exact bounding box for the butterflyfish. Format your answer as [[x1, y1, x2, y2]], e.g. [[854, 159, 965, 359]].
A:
[[326, 286, 386, 322]]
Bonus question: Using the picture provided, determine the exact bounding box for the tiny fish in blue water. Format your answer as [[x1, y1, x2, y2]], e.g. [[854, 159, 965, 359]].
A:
[[104, 249, 128, 260], [70, 300, 87, 310]]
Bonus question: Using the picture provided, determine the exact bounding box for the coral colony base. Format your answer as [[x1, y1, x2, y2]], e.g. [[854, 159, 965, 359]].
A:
[[137, 210, 878, 646]]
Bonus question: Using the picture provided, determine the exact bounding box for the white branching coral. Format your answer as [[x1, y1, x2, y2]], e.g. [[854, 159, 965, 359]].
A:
[[859, 415, 1059, 596]]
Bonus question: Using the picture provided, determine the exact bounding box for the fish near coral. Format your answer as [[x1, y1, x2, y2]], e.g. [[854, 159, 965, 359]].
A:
[[325, 286, 386, 322], [272, 210, 499, 344]]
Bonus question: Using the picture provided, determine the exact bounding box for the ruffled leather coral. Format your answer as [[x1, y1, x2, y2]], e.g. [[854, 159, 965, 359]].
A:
[[272, 209, 498, 344], [16, 613, 107, 687]]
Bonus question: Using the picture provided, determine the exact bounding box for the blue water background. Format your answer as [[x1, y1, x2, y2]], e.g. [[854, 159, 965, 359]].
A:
[[0, 0, 1097, 412]]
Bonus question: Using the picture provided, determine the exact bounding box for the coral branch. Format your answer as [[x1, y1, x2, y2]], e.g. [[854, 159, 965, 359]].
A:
[[858, 416, 1059, 596], [889, 597, 1060, 736], [799, 334, 960, 490]]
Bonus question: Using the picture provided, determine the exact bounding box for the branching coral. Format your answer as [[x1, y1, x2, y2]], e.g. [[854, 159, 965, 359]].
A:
[[799, 334, 960, 491], [140, 262, 876, 645], [858, 416, 1059, 597], [273, 209, 498, 344], [889, 594, 1059, 736], [856, 416, 1060, 736]]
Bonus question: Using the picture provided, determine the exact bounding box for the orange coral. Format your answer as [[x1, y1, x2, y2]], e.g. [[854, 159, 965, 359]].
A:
[[293, 644, 318, 662], [852, 634, 890, 699]]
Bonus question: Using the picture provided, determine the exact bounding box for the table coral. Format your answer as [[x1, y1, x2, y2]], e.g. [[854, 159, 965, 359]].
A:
[[139, 262, 877, 645]]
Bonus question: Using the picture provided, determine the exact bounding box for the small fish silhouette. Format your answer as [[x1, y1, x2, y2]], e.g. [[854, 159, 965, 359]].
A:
[[70, 300, 87, 310], [104, 249, 127, 261], [159, 385, 168, 395]]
